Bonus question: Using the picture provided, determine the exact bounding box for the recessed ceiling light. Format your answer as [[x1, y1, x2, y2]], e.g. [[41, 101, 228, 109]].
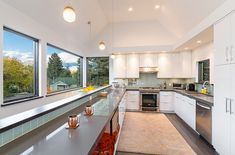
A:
[[128, 7, 133, 12], [155, 5, 160, 9], [197, 40, 202, 44], [184, 47, 189, 50]]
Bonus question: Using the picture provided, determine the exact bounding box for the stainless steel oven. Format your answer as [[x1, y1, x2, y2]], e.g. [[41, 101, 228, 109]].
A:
[[196, 101, 212, 144], [139, 87, 160, 111]]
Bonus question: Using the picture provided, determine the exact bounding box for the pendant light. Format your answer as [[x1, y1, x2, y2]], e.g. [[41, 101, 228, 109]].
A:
[[63, 6, 76, 23], [99, 41, 106, 50]]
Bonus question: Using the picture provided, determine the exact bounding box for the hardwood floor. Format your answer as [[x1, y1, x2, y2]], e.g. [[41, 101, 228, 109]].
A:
[[116, 113, 217, 155]]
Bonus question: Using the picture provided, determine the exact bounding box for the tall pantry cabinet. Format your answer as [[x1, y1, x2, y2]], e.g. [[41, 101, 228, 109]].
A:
[[213, 11, 235, 155]]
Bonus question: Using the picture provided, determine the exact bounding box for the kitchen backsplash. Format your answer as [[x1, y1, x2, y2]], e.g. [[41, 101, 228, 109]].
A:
[[195, 83, 214, 96], [114, 73, 194, 88]]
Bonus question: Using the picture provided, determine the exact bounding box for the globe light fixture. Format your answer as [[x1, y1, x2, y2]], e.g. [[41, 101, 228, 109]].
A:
[[63, 6, 76, 23], [110, 54, 115, 59], [99, 41, 106, 50]]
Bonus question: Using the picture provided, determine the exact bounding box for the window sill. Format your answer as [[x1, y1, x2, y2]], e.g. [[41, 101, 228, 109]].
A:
[[1, 96, 44, 107], [46, 87, 83, 97]]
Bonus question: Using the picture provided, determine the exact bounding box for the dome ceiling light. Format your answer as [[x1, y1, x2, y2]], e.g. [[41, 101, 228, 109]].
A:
[[99, 41, 106, 50], [63, 6, 76, 23]]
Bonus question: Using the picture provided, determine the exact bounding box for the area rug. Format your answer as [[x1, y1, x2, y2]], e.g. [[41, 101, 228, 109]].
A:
[[117, 112, 196, 155]]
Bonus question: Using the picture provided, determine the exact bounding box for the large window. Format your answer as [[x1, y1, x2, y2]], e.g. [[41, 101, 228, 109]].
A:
[[3, 28, 39, 103], [198, 59, 210, 83], [87, 57, 109, 86], [47, 44, 83, 93]]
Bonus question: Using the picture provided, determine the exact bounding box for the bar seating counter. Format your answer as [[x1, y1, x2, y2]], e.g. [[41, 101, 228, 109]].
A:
[[0, 88, 125, 155]]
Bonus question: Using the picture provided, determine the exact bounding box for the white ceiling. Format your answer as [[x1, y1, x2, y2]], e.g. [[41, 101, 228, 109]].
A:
[[2, 0, 226, 52], [98, 0, 225, 38]]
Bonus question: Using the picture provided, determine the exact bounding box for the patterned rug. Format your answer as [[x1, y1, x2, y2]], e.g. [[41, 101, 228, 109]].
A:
[[117, 112, 196, 155]]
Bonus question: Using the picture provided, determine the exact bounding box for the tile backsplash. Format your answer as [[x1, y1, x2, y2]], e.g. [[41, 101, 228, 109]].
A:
[[115, 73, 194, 88]]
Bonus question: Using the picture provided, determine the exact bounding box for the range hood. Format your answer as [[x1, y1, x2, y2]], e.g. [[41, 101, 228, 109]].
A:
[[139, 67, 159, 73]]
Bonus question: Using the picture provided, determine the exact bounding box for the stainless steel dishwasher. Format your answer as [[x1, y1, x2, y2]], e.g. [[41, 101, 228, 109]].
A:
[[196, 101, 212, 144]]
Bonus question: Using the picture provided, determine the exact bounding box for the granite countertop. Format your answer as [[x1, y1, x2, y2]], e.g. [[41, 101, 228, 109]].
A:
[[0, 88, 125, 155], [126, 87, 213, 106]]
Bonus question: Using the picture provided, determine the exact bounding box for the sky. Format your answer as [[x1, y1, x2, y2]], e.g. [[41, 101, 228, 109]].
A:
[[3, 29, 80, 72]]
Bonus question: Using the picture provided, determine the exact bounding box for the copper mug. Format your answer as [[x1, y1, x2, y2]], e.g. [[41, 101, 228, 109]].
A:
[[85, 105, 94, 116], [68, 114, 79, 128]]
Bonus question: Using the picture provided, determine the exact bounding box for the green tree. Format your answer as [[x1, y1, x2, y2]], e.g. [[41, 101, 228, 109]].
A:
[[3, 57, 34, 98], [87, 57, 109, 86], [47, 53, 64, 82]]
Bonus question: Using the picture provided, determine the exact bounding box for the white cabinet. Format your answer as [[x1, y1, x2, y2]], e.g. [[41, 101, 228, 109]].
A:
[[113, 55, 126, 78], [231, 12, 235, 64], [126, 54, 139, 78], [174, 93, 196, 130], [214, 12, 235, 66], [119, 93, 126, 128], [213, 64, 235, 155], [139, 54, 158, 67], [180, 51, 192, 78], [126, 91, 139, 110], [158, 53, 173, 78], [158, 52, 191, 78], [160, 91, 174, 112]]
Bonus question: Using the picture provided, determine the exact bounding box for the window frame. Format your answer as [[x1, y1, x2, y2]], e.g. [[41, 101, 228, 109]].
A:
[[46, 43, 83, 95], [86, 57, 109, 86], [3, 27, 40, 104]]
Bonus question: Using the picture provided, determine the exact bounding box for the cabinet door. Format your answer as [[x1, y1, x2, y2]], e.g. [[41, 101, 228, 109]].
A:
[[213, 65, 231, 155], [126, 54, 139, 78], [214, 16, 231, 66], [231, 12, 235, 64], [181, 51, 192, 78], [158, 53, 172, 78], [126, 91, 139, 110], [139, 54, 157, 67], [171, 53, 181, 78], [113, 55, 126, 78], [230, 64, 235, 155]]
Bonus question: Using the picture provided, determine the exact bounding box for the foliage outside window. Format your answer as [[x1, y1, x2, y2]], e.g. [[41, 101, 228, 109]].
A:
[[198, 59, 210, 83], [87, 57, 109, 86], [47, 44, 83, 93], [3, 28, 39, 102]]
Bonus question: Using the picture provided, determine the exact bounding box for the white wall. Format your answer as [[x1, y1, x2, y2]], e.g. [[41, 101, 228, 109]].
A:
[[191, 42, 214, 84], [86, 21, 177, 56], [0, 1, 87, 118]]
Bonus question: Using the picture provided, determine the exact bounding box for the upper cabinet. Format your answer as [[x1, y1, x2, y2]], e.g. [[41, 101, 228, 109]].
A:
[[158, 52, 192, 78], [113, 54, 139, 79], [113, 55, 126, 78], [139, 54, 158, 67], [180, 51, 192, 78], [214, 12, 235, 66], [126, 54, 140, 78], [158, 53, 173, 78]]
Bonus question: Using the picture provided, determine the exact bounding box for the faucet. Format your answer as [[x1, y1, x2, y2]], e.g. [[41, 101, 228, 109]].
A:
[[202, 81, 210, 88], [202, 81, 210, 94]]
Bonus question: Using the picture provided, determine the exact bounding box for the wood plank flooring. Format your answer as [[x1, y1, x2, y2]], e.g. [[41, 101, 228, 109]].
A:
[[116, 113, 217, 155]]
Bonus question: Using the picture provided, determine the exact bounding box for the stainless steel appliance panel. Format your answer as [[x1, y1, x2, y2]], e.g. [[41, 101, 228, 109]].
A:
[[196, 101, 212, 144]]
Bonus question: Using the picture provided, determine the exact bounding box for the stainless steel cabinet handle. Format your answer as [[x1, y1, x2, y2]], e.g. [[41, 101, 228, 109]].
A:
[[230, 46, 234, 61], [197, 103, 211, 110], [226, 46, 229, 62], [230, 99, 234, 114], [226, 98, 230, 113]]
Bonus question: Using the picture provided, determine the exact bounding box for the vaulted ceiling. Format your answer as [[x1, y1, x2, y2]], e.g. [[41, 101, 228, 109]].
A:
[[2, 0, 226, 53]]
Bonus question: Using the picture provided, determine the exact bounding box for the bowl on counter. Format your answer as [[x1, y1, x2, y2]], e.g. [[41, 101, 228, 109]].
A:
[[100, 91, 108, 97]]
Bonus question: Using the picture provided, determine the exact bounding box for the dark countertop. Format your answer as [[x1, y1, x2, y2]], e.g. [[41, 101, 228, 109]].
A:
[[0, 88, 125, 155], [0, 85, 111, 133], [126, 87, 213, 106]]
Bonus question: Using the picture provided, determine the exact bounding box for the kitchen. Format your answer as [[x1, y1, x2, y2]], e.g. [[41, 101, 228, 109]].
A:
[[0, 0, 234, 155]]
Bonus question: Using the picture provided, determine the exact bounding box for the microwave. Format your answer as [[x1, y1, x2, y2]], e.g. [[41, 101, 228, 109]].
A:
[[173, 83, 185, 89]]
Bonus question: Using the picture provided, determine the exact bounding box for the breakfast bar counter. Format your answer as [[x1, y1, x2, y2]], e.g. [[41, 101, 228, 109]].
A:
[[0, 88, 125, 155]]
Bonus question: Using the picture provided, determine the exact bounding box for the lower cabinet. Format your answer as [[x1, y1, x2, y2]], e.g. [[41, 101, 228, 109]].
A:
[[126, 91, 140, 110], [160, 92, 174, 112], [174, 92, 196, 130]]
